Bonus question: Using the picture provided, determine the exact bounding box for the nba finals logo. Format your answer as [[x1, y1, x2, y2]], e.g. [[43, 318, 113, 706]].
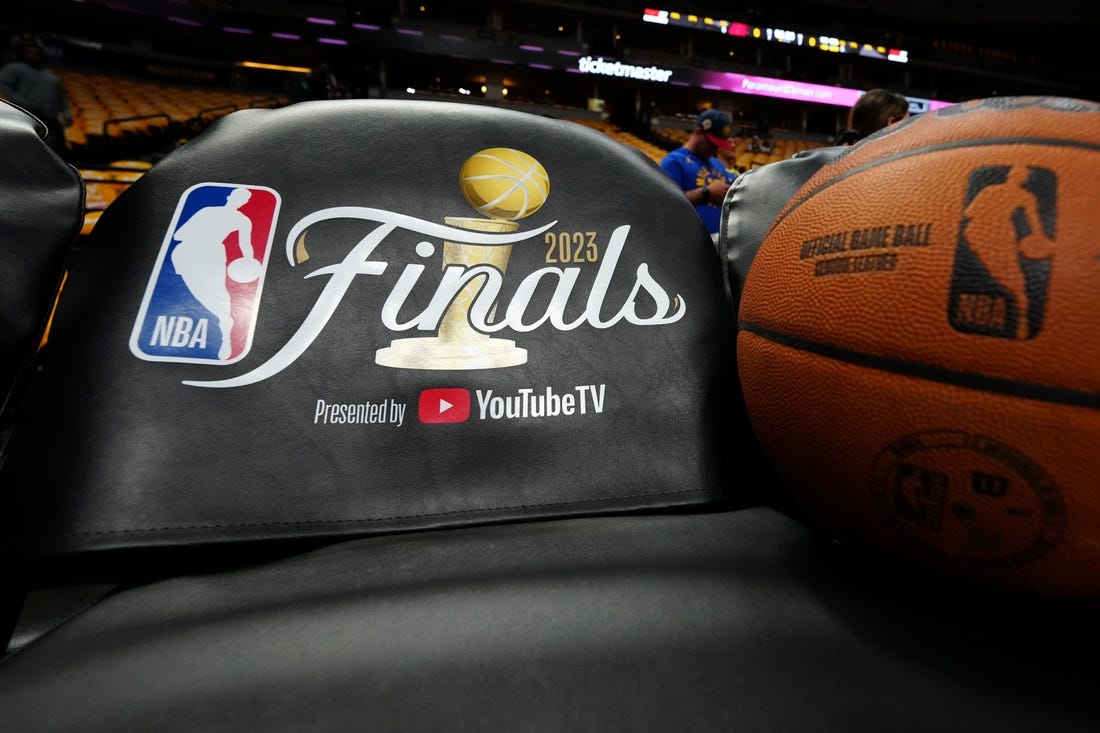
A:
[[948, 165, 1057, 340], [154, 146, 681, 389], [130, 182, 281, 363]]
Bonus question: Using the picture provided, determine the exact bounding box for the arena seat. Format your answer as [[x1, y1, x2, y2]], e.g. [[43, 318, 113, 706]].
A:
[[0, 100, 83, 428], [78, 162, 151, 235], [734, 150, 756, 171], [0, 99, 1096, 731], [721, 145, 846, 310], [57, 68, 288, 158], [0, 99, 84, 644]]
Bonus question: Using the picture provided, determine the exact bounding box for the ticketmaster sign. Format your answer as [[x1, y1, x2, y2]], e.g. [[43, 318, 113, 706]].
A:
[[576, 56, 675, 83]]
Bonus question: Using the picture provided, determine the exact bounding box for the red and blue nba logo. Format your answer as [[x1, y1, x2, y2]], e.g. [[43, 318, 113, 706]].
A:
[[130, 182, 281, 364]]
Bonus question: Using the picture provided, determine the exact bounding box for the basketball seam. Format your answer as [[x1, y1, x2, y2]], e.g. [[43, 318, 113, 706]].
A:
[[768, 136, 1100, 236], [739, 319, 1100, 409]]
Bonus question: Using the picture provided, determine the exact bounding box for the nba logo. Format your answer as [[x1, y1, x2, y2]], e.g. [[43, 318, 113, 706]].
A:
[[948, 165, 1056, 340], [130, 183, 281, 364]]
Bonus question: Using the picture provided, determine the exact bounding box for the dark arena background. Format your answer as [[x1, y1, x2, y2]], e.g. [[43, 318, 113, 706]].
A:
[[4, 0, 1097, 232]]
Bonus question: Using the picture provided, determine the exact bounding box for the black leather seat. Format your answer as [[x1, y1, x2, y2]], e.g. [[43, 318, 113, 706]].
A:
[[4, 507, 1099, 731], [0, 100, 1096, 731], [0, 99, 84, 646], [0, 99, 83, 427]]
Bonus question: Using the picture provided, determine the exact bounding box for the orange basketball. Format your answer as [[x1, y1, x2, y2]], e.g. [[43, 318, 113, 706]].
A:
[[737, 96, 1100, 596]]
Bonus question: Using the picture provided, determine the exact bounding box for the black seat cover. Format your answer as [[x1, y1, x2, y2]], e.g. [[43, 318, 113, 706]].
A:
[[720, 145, 845, 310], [0, 100, 745, 562], [0, 100, 83, 431], [716, 146, 849, 517]]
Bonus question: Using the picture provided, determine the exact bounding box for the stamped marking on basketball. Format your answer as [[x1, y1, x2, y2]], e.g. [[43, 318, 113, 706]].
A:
[[949, 164, 1057, 341], [870, 430, 1066, 567], [797, 220, 933, 277]]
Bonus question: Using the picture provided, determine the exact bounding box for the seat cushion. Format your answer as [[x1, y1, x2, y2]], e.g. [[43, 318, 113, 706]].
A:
[[0, 506, 1095, 731]]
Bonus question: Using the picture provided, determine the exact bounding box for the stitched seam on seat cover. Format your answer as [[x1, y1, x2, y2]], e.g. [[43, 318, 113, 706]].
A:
[[13, 487, 708, 540]]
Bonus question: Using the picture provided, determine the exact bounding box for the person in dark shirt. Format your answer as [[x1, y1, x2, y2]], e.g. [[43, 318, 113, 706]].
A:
[[0, 35, 73, 159], [836, 88, 910, 145]]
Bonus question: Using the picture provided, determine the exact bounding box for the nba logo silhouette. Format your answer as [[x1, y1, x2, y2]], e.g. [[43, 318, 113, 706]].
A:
[[948, 165, 1056, 340], [130, 182, 281, 364]]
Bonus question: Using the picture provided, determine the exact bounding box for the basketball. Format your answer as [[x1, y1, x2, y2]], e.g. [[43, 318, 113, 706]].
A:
[[227, 256, 263, 283], [458, 147, 550, 221], [737, 96, 1100, 596]]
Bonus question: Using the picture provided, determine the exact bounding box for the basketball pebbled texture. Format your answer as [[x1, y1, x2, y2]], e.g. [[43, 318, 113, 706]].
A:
[[737, 96, 1100, 596]]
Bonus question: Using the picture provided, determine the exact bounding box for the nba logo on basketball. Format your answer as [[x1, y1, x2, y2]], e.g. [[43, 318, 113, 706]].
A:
[[130, 182, 281, 364], [948, 165, 1057, 340]]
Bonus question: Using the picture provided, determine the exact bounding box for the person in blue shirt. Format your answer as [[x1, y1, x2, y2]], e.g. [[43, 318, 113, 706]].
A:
[[659, 109, 734, 235]]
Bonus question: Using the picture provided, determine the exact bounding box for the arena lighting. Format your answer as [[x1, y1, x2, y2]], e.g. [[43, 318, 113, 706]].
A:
[[222, 27, 253, 35], [701, 71, 862, 106], [66, 38, 103, 51], [271, 32, 301, 40], [352, 23, 381, 31], [167, 17, 202, 27], [642, 7, 909, 63], [692, 69, 950, 110], [318, 38, 348, 45], [397, 28, 425, 36], [306, 17, 336, 25], [236, 61, 311, 74], [519, 44, 545, 52]]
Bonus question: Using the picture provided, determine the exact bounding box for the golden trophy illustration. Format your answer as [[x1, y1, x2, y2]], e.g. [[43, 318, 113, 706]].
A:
[[376, 147, 550, 369]]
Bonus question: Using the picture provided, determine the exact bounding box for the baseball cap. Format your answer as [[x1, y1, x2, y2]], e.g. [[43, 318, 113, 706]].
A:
[[696, 109, 733, 150]]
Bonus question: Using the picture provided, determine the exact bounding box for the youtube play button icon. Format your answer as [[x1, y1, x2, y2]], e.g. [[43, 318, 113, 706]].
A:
[[418, 388, 472, 424]]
